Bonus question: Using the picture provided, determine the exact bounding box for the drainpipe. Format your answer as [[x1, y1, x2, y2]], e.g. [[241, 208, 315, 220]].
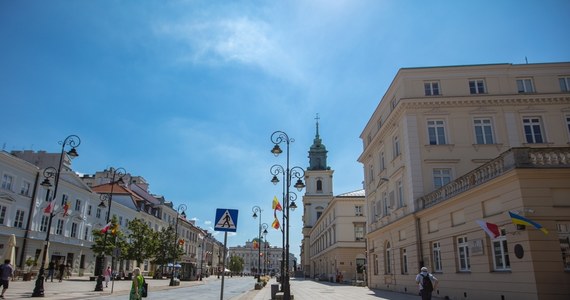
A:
[[20, 171, 40, 269]]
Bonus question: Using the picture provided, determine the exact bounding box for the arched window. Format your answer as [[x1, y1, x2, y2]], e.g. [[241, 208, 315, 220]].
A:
[[385, 241, 392, 274], [316, 179, 323, 192]]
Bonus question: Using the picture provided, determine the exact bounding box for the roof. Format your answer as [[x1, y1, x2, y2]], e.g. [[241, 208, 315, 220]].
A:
[[337, 189, 365, 197]]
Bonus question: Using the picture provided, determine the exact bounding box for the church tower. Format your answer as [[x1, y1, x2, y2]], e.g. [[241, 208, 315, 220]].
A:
[[300, 115, 334, 275]]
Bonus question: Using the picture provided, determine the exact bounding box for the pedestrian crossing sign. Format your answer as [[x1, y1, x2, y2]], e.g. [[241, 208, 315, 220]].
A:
[[214, 208, 239, 232]]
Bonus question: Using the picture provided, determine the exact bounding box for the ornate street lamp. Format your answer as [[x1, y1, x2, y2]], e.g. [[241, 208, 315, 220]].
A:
[[252, 205, 263, 280], [270, 131, 305, 300], [262, 224, 268, 276], [32, 135, 81, 297], [170, 204, 187, 286], [94, 167, 127, 292]]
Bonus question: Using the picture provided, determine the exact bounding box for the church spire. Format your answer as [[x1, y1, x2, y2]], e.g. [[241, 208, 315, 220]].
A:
[[308, 113, 329, 170]]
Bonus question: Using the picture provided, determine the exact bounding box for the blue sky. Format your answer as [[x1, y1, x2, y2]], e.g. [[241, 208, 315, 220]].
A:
[[2, 0, 569, 260]]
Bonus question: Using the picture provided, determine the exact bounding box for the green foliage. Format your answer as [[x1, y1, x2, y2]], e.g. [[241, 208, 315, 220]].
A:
[[91, 215, 125, 257], [123, 218, 158, 267], [229, 255, 244, 273], [152, 226, 184, 267]]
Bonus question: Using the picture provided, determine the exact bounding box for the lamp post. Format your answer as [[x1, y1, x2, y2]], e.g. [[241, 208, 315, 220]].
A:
[[251, 205, 263, 280], [94, 167, 126, 292], [261, 224, 268, 276], [170, 204, 187, 286], [32, 135, 80, 297], [270, 131, 305, 300], [198, 234, 205, 281], [270, 165, 299, 287]]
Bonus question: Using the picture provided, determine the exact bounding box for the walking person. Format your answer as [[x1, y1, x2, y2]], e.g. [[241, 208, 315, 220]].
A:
[[0, 259, 14, 299], [104, 266, 112, 288], [129, 267, 144, 300], [58, 262, 65, 282], [45, 260, 55, 282], [415, 267, 438, 300]]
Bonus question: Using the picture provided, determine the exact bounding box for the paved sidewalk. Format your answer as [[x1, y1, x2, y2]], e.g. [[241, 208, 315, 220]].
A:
[[234, 277, 432, 300], [3, 275, 216, 299]]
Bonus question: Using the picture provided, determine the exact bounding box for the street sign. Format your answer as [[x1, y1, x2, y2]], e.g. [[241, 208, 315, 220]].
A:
[[214, 209, 238, 232]]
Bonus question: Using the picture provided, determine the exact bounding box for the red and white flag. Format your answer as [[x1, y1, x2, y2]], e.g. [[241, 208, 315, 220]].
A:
[[44, 201, 54, 214], [101, 222, 112, 234], [476, 220, 500, 239]]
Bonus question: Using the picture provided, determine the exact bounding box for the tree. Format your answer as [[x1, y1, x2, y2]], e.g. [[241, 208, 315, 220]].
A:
[[91, 215, 125, 257], [229, 255, 244, 274], [123, 218, 157, 267], [152, 226, 185, 271]]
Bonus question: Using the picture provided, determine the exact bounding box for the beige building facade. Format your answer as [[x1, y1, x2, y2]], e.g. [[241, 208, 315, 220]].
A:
[[301, 120, 367, 282], [358, 62, 570, 299], [307, 189, 366, 283]]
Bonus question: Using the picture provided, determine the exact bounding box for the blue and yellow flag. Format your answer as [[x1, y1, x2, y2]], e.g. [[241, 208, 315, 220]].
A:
[[508, 211, 548, 234]]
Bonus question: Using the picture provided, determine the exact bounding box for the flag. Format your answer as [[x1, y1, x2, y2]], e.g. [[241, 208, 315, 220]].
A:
[[508, 211, 548, 234], [272, 217, 280, 230], [476, 220, 500, 239], [44, 201, 54, 214], [63, 201, 71, 217], [272, 196, 283, 211], [252, 240, 259, 250], [110, 223, 119, 235], [101, 222, 112, 234]]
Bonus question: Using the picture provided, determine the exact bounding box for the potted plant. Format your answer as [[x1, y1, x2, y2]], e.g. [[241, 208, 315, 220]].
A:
[[23, 257, 38, 281]]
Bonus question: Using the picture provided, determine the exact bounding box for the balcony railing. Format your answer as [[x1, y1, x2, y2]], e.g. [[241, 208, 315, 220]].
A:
[[417, 147, 570, 210]]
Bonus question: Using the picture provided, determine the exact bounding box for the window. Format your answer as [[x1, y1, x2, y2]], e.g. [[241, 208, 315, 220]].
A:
[[75, 199, 81, 212], [20, 181, 31, 196], [380, 151, 385, 171], [433, 168, 451, 189], [473, 118, 495, 144], [397, 180, 404, 208], [56, 219, 64, 235], [428, 119, 447, 145], [61, 194, 69, 206], [71, 222, 78, 238], [523, 117, 545, 143], [432, 241, 443, 272], [385, 242, 392, 274], [375, 199, 381, 219], [492, 230, 510, 270], [469, 79, 486, 94], [316, 211, 322, 220], [368, 165, 374, 183], [355, 224, 365, 241], [557, 223, 570, 270], [517, 78, 535, 93], [119, 216, 123, 226], [559, 77, 570, 92], [373, 254, 379, 275], [87, 205, 92, 216], [96, 208, 101, 219], [14, 209, 25, 228], [316, 179, 323, 192], [393, 136, 400, 158], [1, 174, 13, 191], [0, 205, 7, 225], [457, 236, 470, 271], [382, 192, 388, 216], [355, 206, 363, 216], [424, 81, 440, 96], [401, 248, 408, 274], [84, 227, 89, 240], [40, 215, 49, 232]]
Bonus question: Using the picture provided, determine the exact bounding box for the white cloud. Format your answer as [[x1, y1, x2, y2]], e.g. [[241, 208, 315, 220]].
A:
[[154, 17, 304, 82]]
